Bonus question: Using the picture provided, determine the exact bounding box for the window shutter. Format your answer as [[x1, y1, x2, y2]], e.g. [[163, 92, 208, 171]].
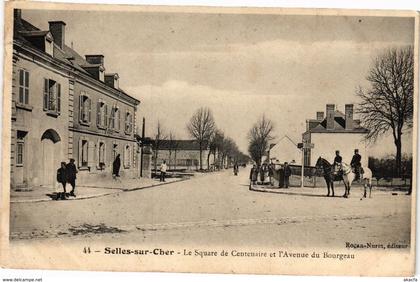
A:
[[88, 98, 92, 123], [78, 138, 83, 167], [117, 109, 120, 130], [43, 79, 48, 110], [25, 71, 29, 104], [97, 102, 101, 126], [104, 104, 108, 127], [57, 83, 61, 113], [130, 115, 133, 133], [79, 95, 83, 122]]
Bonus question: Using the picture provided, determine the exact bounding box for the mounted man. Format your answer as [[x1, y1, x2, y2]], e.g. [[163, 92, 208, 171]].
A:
[[333, 150, 343, 178], [350, 149, 363, 181]]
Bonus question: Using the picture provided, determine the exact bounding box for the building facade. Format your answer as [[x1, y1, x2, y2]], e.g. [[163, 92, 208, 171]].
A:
[[302, 104, 369, 167], [266, 135, 301, 165], [11, 10, 140, 190], [153, 140, 210, 171]]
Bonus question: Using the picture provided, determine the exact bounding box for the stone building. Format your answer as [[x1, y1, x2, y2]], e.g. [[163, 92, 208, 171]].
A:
[[302, 104, 369, 167], [266, 135, 301, 165], [152, 140, 210, 171], [11, 10, 140, 190]]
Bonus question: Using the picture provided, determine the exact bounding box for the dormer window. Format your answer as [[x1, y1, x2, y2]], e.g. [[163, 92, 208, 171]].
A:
[[45, 34, 54, 56]]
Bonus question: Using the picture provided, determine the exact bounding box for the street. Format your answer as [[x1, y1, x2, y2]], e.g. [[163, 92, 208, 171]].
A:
[[10, 168, 411, 249]]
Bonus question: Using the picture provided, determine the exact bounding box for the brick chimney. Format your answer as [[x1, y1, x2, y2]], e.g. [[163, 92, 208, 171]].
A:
[[85, 55, 104, 66], [326, 104, 335, 130], [345, 104, 354, 130], [316, 111, 324, 121], [14, 9, 22, 24], [105, 73, 119, 89], [49, 21, 66, 49]]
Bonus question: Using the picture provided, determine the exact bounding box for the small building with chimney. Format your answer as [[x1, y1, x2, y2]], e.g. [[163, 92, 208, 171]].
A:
[[302, 104, 369, 167], [11, 10, 140, 189]]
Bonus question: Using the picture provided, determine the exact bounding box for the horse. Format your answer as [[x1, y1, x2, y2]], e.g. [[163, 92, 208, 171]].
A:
[[315, 157, 373, 199]]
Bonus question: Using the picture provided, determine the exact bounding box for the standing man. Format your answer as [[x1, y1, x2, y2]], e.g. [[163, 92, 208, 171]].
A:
[[350, 149, 362, 181], [113, 154, 121, 179], [160, 160, 167, 182], [284, 162, 292, 188], [56, 162, 68, 200], [66, 158, 78, 197]]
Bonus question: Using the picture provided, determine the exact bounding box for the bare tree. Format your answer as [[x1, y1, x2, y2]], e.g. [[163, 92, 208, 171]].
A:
[[356, 46, 414, 176], [247, 115, 274, 165], [187, 107, 216, 170], [153, 121, 166, 176]]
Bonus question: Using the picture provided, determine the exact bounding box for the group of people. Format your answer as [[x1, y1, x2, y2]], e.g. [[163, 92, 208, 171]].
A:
[[56, 154, 123, 200], [249, 162, 292, 188], [333, 149, 363, 180], [56, 158, 78, 200]]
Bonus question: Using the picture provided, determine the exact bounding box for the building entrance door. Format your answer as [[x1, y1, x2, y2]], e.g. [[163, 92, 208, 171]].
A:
[[41, 129, 61, 188]]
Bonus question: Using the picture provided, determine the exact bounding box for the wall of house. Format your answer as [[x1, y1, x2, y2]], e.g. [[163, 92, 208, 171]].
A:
[[70, 78, 139, 183], [269, 140, 301, 165], [72, 132, 139, 184], [309, 133, 368, 167], [11, 51, 69, 189]]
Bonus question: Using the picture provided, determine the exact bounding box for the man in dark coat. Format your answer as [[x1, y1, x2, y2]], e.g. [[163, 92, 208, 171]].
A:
[[66, 158, 78, 197], [350, 149, 362, 180], [249, 165, 258, 186], [113, 154, 121, 179], [284, 162, 292, 188], [56, 162, 67, 200], [333, 150, 342, 176]]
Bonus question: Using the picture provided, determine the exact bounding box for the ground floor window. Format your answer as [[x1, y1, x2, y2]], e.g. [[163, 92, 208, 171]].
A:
[[16, 131, 27, 167], [81, 139, 88, 167], [98, 142, 106, 170], [124, 144, 131, 168]]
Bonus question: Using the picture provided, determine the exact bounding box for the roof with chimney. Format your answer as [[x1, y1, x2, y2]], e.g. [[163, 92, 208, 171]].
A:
[[154, 140, 209, 151], [305, 106, 369, 134], [13, 12, 139, 104]]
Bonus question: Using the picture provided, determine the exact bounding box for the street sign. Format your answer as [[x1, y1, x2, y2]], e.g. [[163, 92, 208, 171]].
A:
[[297, 142, 314, 149], [303, 143, 314, 149]]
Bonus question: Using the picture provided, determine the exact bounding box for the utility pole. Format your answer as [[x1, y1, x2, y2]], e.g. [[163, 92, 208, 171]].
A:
[[140, 117, 145, 177]]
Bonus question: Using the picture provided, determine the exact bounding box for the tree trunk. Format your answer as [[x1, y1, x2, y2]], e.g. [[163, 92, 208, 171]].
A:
[[395, 136, 402, 177], [174, 149, 177, 170], [199, 143, 203, 171], [207, 150, 211, 171]]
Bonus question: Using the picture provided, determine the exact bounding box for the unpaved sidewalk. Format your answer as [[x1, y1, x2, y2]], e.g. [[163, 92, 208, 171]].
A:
[[10, 176, 188, 203]]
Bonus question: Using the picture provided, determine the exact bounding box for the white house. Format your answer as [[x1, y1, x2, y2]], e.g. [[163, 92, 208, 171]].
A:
[[302, 104, 369, 167], [266, 135, 301, 165]]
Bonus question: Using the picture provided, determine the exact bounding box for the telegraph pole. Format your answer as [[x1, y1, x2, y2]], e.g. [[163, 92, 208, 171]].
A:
[[140, 117, 145, 177]]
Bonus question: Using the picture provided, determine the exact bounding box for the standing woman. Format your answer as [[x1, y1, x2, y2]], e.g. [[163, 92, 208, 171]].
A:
[[113, 154, 121, 179]]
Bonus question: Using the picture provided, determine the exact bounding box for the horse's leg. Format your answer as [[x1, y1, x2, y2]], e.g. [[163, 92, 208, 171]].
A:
[[342, 176, 348, 198], [331, 181, 335, 197], [325, 176, 330, 196], [369, 179, 372, 198], [363, 180, 367, 198]]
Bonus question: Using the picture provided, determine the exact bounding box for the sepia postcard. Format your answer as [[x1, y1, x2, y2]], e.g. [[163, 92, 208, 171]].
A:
[[0, 1, 418, 277]]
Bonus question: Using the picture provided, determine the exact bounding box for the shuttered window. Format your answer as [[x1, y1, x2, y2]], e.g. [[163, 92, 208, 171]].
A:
[[18, 69, 29, 104], [43, 78, 61, 114]]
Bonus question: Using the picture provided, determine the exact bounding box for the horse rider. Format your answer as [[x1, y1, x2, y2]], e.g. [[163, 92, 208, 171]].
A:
[[333, 150, 342, 175], [350, 149, 362, 181]]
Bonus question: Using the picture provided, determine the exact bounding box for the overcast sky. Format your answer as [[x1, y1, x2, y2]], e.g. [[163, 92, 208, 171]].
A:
[[23, 9, 415, 157]]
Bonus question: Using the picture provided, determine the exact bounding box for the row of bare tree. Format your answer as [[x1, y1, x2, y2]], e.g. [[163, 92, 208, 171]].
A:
[[152, 107, 249, 172]]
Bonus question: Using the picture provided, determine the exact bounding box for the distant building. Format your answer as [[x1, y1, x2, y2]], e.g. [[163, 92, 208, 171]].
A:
[[11, 10, 140, 189], [266, 135, 301, 165], [302, 104, 369, 167], [152, 140, 210, 171]]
